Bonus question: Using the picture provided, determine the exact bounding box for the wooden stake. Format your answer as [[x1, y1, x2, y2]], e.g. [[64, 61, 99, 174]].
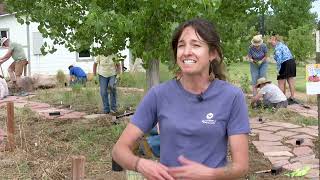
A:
[[71, 155, 85, 180], [6, 102, 15, 151]]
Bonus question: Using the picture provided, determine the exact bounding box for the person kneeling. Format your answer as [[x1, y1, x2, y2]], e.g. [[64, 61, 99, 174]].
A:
[[251, 77, 288, 109]]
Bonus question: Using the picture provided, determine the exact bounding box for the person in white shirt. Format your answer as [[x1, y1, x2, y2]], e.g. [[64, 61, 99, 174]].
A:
[[251, 77, 288, 108]]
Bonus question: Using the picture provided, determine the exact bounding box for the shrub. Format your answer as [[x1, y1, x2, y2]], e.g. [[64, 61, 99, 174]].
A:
[[56, 70, 67, 86], [288, 25, 315, 63], [239, 73, 251, 93]]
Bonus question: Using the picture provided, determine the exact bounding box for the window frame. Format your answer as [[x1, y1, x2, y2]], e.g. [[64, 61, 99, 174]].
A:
[[76, 49, 93, 62]]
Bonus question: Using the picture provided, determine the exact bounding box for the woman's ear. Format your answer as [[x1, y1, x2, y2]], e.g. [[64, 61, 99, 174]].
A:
[[209, 49, 218, 62]]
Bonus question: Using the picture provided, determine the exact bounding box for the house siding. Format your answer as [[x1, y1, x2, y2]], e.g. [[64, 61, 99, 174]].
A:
[[0, 14, 131, 77]]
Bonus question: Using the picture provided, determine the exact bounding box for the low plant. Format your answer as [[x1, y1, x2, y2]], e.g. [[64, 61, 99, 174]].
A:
[[56, 70, 67, 86], [239, 73, 251, 93]]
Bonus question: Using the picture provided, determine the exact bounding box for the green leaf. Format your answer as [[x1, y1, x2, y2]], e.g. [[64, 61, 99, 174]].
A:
[[285, 166, 311, 177]]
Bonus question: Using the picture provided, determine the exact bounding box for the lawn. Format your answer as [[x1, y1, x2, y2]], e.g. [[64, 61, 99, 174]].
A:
[[227, 61, 306, 93]]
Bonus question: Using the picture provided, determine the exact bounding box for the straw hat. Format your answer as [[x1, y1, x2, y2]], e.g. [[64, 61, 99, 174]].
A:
[[251, 35, 263, 46], [0, 37, 8, 46], [255, 77, 271, 88]]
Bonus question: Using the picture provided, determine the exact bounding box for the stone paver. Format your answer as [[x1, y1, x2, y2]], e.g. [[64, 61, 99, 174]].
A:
[[84, 114, 107, 119], [259, 133, 283, 141], [283, 162, 304, 170], [267, 156, 290, 164], [264, 151, 294, 157], [252, 141, 282, 146], [288, 128, 318, 137], [251, 129, 272, 135], [263, 121, 301, 129], [257, 126, 284, 132], [292, 147, 314, 156], [274, 130, 299, 137], [255, 145, 291, 154], [285, 138, 314, 147], [289, 134, 316, 140], [250, 123, 268, 129], [290, 154, 315, 163]]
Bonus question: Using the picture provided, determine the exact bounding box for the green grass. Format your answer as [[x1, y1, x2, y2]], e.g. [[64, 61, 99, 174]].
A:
[[118, 63, 174, 89], [228, 61, 306, 92]]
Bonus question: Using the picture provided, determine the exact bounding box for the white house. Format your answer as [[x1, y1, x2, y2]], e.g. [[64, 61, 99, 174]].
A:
[[0, 13, 131, 77]]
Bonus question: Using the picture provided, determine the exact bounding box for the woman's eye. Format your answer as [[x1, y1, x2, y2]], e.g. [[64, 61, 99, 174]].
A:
[[178, 44, 185, 48], [193, 44, 200, 47]]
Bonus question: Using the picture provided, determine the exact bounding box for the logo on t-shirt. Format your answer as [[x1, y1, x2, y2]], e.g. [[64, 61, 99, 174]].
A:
[[202, 112, 216, 124]]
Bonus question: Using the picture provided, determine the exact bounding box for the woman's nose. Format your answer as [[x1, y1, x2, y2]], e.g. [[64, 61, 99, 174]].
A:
[[182, 45, 192, 56]]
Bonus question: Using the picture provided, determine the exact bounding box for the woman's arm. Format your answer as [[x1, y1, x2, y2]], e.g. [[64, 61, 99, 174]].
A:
[[0, 49, 13, 64], [211, 134, 249, 179], [168, 134, 249, 180], [112, 123, 174, 180]]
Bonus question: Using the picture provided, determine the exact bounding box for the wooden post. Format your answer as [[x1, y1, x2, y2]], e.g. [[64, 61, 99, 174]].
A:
[[6, 102, 15, 151], [71, 155, 85, 180], [316, 30, 320, 137]]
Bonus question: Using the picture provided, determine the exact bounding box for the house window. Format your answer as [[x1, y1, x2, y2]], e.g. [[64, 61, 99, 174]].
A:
[[0, 29, 9, 38], [76, 49, 93, 62]]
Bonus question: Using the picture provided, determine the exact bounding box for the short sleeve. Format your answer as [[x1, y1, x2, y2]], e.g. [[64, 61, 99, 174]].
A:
[[94, 56, 100, 64], [227, 90, 250, 136], [248, 46, 253, 57], [258, 86, 267, 95], [69, 68, 74, 75], [131, 87, 158, 133], [263, 44, 268, 54]]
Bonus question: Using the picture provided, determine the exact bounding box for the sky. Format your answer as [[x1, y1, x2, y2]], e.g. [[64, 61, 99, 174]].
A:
[[311, 0, 320, 20]]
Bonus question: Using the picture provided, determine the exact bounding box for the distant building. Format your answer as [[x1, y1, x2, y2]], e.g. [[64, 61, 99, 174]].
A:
[[0, 11, 131, 76]]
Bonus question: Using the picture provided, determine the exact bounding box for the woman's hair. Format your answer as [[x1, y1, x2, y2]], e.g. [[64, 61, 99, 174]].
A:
[[171, 18, 227, 81]]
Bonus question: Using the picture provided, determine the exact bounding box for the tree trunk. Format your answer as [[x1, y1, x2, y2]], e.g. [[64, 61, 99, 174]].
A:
[[146, 59, 160, 89]]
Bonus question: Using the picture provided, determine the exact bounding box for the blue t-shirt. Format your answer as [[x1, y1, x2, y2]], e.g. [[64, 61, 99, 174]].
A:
[[248, 43, 268, 61], [69, 67, 87, 78], [131, 79, 250, 168], [274, 42, 293, 72]]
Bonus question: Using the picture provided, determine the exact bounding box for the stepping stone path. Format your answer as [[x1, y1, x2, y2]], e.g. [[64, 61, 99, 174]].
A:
[[0, 96, 87, 120], [250, 118, 319, 179]]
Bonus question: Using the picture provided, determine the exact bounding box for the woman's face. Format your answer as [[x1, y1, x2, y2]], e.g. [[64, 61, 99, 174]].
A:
[[269, 36, 277, 47], [176, 27, 216, 76]]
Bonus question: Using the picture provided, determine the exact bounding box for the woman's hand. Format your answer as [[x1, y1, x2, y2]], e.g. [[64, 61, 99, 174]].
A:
[[137, 158, 175, 180], [168, 156, 214, 180]]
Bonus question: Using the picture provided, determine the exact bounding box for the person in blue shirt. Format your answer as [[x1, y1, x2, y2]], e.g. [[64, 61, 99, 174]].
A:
[[269, 34, 297, 104], [112, 18, 250, 180], [68, 65, 87, 86]]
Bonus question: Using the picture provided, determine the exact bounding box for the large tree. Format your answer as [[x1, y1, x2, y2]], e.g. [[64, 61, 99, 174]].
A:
[[268, 0, 317, 36], [5, 0, 223, 87], [5, 0, 258, 86]]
